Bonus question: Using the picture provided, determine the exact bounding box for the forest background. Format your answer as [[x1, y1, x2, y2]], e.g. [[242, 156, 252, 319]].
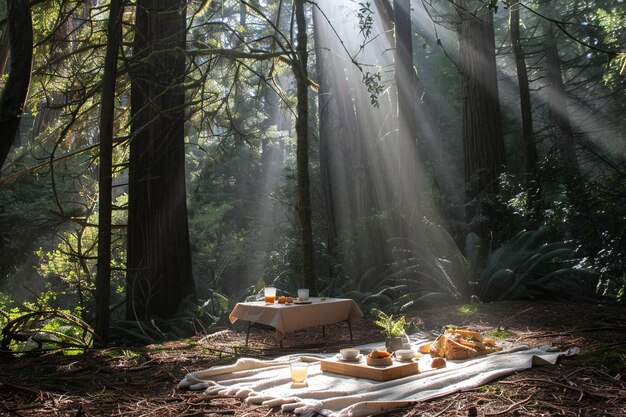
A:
[[0, 0, 624, 351]]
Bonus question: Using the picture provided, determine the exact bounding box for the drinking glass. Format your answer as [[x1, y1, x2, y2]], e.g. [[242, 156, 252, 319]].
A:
[[297, 288, 309, 301], [264, 286, 276, 304], [290, 361, 308, 383]]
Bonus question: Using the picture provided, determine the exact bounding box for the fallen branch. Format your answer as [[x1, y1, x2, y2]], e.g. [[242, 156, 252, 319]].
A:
[[484, 393, 534, 416]]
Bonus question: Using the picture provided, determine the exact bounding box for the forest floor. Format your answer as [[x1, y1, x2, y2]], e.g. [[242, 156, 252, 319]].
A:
[[1, 300, 626, 416]]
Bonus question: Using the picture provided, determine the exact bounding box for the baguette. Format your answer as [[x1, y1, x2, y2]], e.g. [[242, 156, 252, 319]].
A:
[[444, 328, 483, 342], [445, 338, 478, 360], [429, 335, 446, 358]]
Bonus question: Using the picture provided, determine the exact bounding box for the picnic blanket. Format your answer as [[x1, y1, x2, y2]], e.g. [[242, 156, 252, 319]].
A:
[[179, 335, 578, 417]]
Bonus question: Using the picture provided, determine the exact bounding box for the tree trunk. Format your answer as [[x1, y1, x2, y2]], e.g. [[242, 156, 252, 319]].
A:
[[0, 0, 32, 173], [127, 0, 196, 320], [95, 0, 124, 345], [294, 0, 317, 294], [393, 0, 420, 222], [459, 6, 506, 239], [314, 29, 339, 265], [510, 0, 541, 219], [544, 20, 580, 177], [543, 19, 589, 241], [313, 6, 360, 265], [0, 28, 9, 76]]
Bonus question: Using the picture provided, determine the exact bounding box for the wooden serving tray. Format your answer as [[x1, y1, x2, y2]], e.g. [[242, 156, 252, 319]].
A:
[[320, 357, 418, 381]]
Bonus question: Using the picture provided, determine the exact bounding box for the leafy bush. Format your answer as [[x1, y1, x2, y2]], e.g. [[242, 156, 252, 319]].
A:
[[0, 294, 96, 355], [109, 295, 230, 346], [475, 229, 600, 302], [324, 217, 470, 313]]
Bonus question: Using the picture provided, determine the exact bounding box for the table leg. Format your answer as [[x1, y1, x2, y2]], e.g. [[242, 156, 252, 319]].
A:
[[347, 320, 353, 342], [245, 321, 251, 347]]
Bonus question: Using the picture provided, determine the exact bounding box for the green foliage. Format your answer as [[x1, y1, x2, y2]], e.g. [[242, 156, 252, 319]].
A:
[[326, 215, 470, 313], [586, 344, 626, 376], [0, 294, 96, 355], [592, 7, 626, 87], [475, 229, 599, 302], [356, 1, 374, 39], [485, 329, 517, 339], [363, 71, 384, 107], [109, 297, 224, 346], [373, 310, 407, 338], [34, 194, 127, 318], [497, 165, 626, 300]]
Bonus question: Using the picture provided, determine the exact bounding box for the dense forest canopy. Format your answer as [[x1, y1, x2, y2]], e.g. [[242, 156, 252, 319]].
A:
[[0, 0, 624, 349]]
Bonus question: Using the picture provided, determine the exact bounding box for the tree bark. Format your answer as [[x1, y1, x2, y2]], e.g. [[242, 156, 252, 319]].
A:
[[95, 0, 124, 345], [510, 0, 541, 218], [0, 27, 9, 76], [393, 0, 420, 221], [313, 23, 339, 265], [544, 20, 580, 177], [0, 0, 32, 173], [294, 0, 317, 294], [459, 6, 506, 239], [127, 0, 196, 320]]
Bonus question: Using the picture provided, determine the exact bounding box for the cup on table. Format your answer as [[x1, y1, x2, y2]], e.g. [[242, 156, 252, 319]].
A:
[[297, 288, 309, 301], [394, 349, 414, 361], [290, 360, 308, 383], [339, 348, 360, 360], [264, 286, 276, 304]]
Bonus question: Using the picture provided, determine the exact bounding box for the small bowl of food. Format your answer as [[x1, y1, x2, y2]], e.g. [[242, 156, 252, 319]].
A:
[[366, 349, 392, 366]]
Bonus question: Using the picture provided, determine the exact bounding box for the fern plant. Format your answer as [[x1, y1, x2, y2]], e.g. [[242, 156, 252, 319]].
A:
[[373, 310, 407, 338], [321, 217, 472, 313], [475, 229, 599, 302], [1, 306, 97, 354]]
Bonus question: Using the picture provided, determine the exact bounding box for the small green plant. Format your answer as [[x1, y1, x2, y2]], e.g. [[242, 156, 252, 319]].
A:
[[373, 310, 407, 338], [486, 329, 517, 339], [458, 304, 478, 315]]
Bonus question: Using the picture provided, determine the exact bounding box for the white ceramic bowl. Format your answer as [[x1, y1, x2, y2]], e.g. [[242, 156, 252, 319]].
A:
[[395, 349, 415, 361], [339, 348, 360, 360]]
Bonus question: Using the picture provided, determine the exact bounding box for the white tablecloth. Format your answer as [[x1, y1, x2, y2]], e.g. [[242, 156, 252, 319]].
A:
[[229, 298, 363, 341]]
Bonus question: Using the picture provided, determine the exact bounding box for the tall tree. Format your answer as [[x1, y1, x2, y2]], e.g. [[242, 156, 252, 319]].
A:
[[544, 19, 580, 179], [509, 0, 540, 218], [294, 0, 317, 294], [127, 0, 196, 320], [313, 6, 362, 264], [457, 3, 506, 240], [393, 0, 420, 220], [95, 0, 124, 344], [0, 0, 32, 173]]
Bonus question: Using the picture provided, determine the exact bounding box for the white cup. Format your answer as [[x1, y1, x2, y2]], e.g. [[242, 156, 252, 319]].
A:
[[339, 348, 360, 360], [297, 288, 309, 301], [290, 361, 308, 383], [395, 349, 414, 361]]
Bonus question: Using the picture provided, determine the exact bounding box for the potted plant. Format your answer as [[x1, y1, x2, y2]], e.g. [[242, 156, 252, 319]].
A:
[[374, 311, 409, 352]]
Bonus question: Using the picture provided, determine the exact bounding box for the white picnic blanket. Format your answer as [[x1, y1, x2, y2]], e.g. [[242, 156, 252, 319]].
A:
[[179, 335, 578, 417]]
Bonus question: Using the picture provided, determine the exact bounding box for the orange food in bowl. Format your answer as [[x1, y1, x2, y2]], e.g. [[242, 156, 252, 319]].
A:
[[278, 296, 286, 304], [367, 349, 391, 359]]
